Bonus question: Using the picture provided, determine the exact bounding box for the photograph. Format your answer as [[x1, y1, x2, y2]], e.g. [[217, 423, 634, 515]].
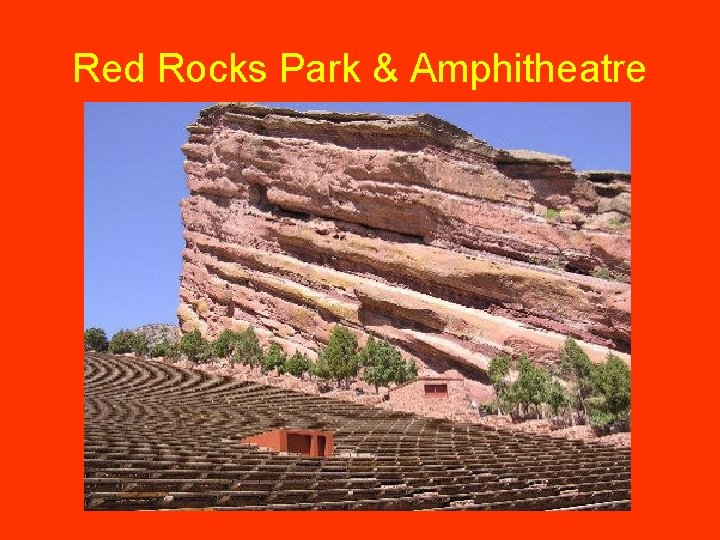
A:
[[84, 102, 631, 511]]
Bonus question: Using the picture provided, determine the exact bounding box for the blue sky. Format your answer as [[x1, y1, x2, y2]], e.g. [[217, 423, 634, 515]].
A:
[[84, 102, 630, 336]]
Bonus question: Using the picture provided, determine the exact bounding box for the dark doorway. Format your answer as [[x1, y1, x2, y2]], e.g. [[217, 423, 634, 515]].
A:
[[287, 433, 312, 455]]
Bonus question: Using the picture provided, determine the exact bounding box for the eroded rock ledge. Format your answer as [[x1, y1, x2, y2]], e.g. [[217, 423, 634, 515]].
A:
[[179, 103, 630, 381]]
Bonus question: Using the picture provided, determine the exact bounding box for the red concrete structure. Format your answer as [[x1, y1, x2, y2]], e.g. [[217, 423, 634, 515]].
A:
[[241, 429, 334, 457]]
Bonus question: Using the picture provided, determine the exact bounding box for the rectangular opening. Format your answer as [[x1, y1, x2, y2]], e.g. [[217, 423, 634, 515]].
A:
[[424, 383, 448, 397], [286, 433, 313, 455], [317, 436, 326, 456]]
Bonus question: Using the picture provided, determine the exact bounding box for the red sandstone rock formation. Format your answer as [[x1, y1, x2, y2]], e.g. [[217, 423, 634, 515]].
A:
[[178, 103, 630, 382]]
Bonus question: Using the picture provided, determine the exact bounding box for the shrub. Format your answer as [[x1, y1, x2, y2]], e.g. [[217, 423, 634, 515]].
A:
[[592, 266, 612, 280], [545, 208, 560, 220], [261, 343, 287, 373], [281, 351, 311, 377], [179, 329, 211, 362], [84, 327, 109, 352], [233, 326, 262, 367]]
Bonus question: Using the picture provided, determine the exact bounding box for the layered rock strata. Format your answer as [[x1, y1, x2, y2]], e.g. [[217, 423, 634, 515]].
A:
[[179, 103, 630, 380]]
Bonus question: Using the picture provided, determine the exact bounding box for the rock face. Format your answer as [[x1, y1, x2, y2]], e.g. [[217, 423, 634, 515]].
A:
[[132, 324, 180, 346], [178, 103, 630, 381]]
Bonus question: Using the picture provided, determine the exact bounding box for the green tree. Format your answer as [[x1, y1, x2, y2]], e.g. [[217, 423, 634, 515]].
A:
[[179, 329, 211, 362], [108, 330, 137, 355], [233, 326, 262, 368], [506, 356, 549, 418], [587, 353, 631, 429], [318, 326, 359, 386], [149, 340, 168, 358], [310, 355, 332, 382], [281, 351, 311, 378], [488, 354, 511, 412], [149, 340, 179, 359], [546, 378, 570, 417], [363, 364, 382, 391], [360, 336, 416, 392], [212, 329, 238, 359], [84, 327, 109, 352], [261, 343, 287, 373], [131, 332, 149, 357], [168, 341, 180, 359], [598, 354, 631, 417], [358, 335, 378, 368], [502, 383, 519, 414], [558, 337, 595, 422], [400, 359, 419, 383], [586, 406, 615, 429]]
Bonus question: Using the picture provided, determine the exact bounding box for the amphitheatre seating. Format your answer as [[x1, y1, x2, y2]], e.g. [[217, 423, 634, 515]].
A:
[[84, 353, 631, 510]]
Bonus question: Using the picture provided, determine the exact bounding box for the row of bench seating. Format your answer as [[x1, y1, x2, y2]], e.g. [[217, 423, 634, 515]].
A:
[[84, 353, 631, 510]]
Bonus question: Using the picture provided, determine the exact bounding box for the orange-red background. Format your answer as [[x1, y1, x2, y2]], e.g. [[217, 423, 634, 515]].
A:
[[2, 0, 714, 536]]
